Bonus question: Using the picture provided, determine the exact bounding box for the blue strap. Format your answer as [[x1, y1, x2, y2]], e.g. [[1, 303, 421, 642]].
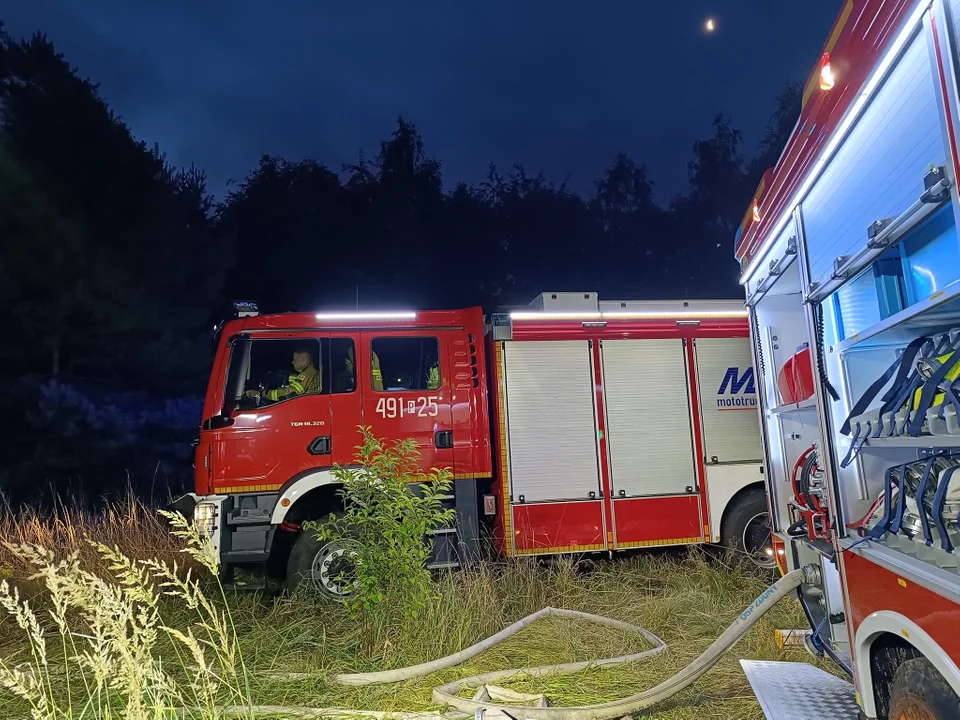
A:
[[840, 420, 867, 469], [928, 337, 957, 422], [932, 465, 960, 552], [876, 341, 930, 420], [878, 338, 945, 436], [841, 336, 929, 436], [883, 375, 924, 437], [915, 458, 937, 546], [937, 383, 960, 421], [889, 465, 908, 535], [864, 464, 906, 541], [907, 351, 960, 436]]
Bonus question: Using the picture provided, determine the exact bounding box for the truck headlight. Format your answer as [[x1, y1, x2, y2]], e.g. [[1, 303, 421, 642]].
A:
[[194, 502, 217, 537]]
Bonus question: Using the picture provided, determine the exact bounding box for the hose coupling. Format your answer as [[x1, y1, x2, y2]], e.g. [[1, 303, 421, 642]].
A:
[[802, 563, 822, 586]]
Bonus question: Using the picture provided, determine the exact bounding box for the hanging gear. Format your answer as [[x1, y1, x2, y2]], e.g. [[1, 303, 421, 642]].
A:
[[839, 330, 960, 468]]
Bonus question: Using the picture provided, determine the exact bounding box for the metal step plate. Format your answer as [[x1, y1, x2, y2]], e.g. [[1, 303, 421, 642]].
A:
[[740, 660, 860, 720]]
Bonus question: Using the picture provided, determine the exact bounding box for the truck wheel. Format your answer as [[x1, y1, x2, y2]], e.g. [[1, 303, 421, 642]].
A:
[[721, 488, 775, 570], [889, 657, 960, 720], [285, 521, 358, 599]]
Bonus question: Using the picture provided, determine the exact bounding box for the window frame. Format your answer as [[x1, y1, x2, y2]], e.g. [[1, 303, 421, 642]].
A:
[[236, 336, 325, 406], [369, 335, 442, 393], [328, 335, 358, 395]]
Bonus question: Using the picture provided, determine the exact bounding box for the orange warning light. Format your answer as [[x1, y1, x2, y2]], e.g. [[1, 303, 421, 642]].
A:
[[820, 52, 835, 91]]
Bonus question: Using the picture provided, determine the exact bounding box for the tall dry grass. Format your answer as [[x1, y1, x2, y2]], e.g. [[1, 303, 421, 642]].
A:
[[0, 494, 186, 580], [0, 494, 819, 720]]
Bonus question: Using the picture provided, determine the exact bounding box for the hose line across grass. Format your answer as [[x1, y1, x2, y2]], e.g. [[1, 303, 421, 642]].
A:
[[211, 569, 805, 720]]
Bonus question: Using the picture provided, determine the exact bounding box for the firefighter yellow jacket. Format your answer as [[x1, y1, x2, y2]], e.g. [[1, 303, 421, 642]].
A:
[[266, 362, 321, 401]]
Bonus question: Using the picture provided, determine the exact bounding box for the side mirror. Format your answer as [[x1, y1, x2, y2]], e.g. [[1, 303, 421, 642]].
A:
[[222, 335, 252, 416]]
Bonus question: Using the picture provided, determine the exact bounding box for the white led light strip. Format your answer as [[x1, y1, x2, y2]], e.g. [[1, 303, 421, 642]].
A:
[[739, 0, 929, 286], [510, 310, 748, 321], [315, 312, 417, 321]]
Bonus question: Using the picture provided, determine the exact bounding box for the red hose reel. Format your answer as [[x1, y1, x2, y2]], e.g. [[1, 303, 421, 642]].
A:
[[791, 445, 830, 541]]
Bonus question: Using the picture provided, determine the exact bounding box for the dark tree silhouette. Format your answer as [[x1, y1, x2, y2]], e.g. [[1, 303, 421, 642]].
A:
[[0, 29, 225, 389], [749, 80, 804, 181], [0, 23, 801, 499]]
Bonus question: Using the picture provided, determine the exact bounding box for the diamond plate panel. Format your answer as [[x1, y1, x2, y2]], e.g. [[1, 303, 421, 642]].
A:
[[740, 660, 860, 720]]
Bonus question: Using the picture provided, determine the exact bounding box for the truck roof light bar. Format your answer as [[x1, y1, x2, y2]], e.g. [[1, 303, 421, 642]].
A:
[[314, 311, 417, 321], [739, 0, 928, 286], [510, 310, 748, 321], [603, 310, 748, 319], [510, 311, 603, 320]]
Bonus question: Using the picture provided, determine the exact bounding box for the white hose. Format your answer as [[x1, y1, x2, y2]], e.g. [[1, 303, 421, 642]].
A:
[[335, 607, 668, 687], [431, 569, 804, 720], [223, 568, 804, 720]]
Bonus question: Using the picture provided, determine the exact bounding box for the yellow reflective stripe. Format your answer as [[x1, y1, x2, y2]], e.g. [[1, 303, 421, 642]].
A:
[[288, 378, 305, 393]]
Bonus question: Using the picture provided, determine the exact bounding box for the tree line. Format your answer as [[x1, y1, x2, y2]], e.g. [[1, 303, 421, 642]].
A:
[[0, 25, 801, 499]]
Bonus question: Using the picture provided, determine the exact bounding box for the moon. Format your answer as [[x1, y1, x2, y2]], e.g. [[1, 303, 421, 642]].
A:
[[706, 18, 716, 32]]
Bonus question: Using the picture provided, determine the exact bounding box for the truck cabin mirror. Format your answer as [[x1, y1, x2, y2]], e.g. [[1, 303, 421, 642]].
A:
[[216, 336, 252, 425]]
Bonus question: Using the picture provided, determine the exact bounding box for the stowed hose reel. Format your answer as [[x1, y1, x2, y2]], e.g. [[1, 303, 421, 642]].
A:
[[789, 445, 831, 541]]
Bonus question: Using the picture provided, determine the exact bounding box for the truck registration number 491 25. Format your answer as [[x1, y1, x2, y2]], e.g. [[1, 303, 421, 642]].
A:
[[376, 395, 440, 418]]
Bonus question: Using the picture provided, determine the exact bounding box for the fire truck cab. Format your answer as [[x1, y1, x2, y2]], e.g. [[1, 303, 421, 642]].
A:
[[181, 305, 491, 591], [177, 293, 769, 595]]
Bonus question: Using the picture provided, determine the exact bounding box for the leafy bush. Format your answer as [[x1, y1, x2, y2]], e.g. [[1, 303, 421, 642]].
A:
[[307, 427, 454, 627]]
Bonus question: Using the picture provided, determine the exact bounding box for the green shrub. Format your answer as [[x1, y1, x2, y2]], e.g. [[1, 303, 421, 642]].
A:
[[307, 427, 454, 628]]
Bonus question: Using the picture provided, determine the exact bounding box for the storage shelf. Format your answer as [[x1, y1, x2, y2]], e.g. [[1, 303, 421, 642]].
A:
[[860, 434, 960, 451], [768, 397, 818, 415], [832, 278, 960, 353]]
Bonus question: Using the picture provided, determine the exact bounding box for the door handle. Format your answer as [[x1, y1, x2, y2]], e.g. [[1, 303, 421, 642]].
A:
[[434, 430, 453, 449], [308, 436, 331, 455], [202, 414, 234, 430]]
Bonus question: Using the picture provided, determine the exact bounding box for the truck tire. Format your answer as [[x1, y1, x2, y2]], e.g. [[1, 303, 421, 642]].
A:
[[721, 488, 774, 570], [888, 657, 960, 720], [285, 518, 358, 599]]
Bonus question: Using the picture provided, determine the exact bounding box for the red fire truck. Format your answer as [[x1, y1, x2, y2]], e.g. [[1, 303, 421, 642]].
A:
[[735, 0, 960, 716], [173, 293, 769, 596]]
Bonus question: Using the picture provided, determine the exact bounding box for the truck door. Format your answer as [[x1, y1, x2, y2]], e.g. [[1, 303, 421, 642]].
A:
[[499, 339, 606, 554], [212, 336, 334, 491], [693, 336, 762, 464], [600, 338, 703, 547], [358, 331, 455, 472], [327, 334, 364, 467]]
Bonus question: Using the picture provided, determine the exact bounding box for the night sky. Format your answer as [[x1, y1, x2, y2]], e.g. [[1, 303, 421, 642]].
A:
[[3, 1, 837, 201]]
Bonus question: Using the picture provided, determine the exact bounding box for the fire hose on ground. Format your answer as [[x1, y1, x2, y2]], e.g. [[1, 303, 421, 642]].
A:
[[197, 568, 808, 720]]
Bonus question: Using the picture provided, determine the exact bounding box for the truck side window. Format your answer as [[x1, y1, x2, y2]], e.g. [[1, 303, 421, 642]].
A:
[[239, 338, 323, 406], [370, 337, 441, 392], [330, 338, 357, 394]]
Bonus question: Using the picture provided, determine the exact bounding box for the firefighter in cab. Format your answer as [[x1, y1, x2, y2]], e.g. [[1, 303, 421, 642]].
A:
[[345, 346, 384, 391], [246, 349, 320, 402]]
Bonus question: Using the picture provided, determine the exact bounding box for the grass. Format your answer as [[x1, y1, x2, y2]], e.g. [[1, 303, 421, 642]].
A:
[[0, 494, 825, 719]]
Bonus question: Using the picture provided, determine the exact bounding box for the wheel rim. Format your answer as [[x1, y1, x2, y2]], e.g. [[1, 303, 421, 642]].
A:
[[742, 511, 776, 569], [309, 542, 359, 598], [892, 700, 937, 720]]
